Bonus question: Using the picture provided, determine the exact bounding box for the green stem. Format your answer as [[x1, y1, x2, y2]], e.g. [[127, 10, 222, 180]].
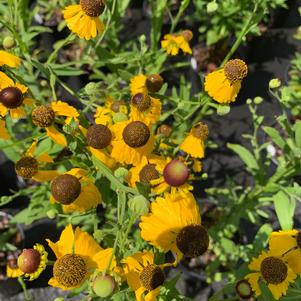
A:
[[18, 277, 32, 301], [0, 133, 46, 150], [220, 2, 258, 67], [120, 214, 137, 252], [170, 2, 189, 33]]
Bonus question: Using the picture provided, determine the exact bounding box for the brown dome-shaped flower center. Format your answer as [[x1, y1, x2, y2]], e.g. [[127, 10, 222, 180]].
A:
[[224, 59, 248, 84], [131, 93, 151, 112], [145, 74, 164, 93], [17, 249, 41, 274], [15, 156, 38, 179], [53, 254, 87, 288], [110, 100, 124, 113], [191, 123, 209, 140], [122, 121, 150, 148], [140, 264, 165, 291], [32, 105, 55, 128], [86, 124, 112, 149], [139, 164, 160, 184], [181, 30, 193, 42], [51, 174, 81, 205], [0, 87, 24, 109], [176, 224, 209, 257], [80, 0, 105, 17], [260, 257, 287, 284], [296, 231, 301, 249], [157, 124, 172, 137]]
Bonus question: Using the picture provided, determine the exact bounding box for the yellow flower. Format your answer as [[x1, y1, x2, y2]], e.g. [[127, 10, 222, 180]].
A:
[[192, 159, 202, 173], [63, 0, 105, 40], [0, 50, 21, 68], [122, 250, 169, 301], [180, 123, 208, 159], [31, 101, 79, 146], [204, 59, 248, 104], [47, 224, 115, 290], [7, 244, 48, 281], [130, 74, 148, 96], [110, 119, 154, 166], [0, 72, 33, 119], [50, 168, 101, 213], [161, 31, 192, 56], [269, 230, 301, 275], [139, 191, 209, 262], [245, 250, 296, 300], [0, 119, 10, 139], [15, 140, 59, 182]]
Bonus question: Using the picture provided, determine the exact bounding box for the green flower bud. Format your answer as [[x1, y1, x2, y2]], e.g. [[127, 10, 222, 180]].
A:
[[93, 274, 116, 297], [254, 96, 263, 105], [114, 167, 129, 180], [54, 298, 65, 301], [113, 112, 128, 123], [269, 78, 281, 89], [207, 1, 218, 13], [201, 173, 208, 180], [46, 209, 57, 219], [128, 195, 150, 216], [84, 82, 99, 95], [3, 36, 15, 49], [246, 98, 252, 105]]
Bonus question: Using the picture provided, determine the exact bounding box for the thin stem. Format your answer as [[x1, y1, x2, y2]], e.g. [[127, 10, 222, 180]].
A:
[[18, 277, 32, 301], [120, 214, 137, 251]]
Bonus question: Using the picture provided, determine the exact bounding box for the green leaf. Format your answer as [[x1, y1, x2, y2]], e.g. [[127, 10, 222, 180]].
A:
[[263, 126, 286, 149], [217, 104, 230, 115], [274, 191, 295, 230], [294, 120, 301, 148]]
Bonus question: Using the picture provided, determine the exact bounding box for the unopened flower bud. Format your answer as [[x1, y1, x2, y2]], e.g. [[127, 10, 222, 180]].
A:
[[128, 195, 150, 216], [46, 209, 57, 219], [207, 1, 218, 13], [269, 78, 281, 89], [93, 274, 116, 297], [254, 96, 263, 105], [3, 36, 15, 49], [84, 82, 99, 95], [114, 167, 129, 180], [113, 112, 128, 123]]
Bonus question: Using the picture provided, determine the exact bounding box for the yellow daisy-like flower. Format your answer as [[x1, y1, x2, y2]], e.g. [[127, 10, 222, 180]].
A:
[[50, 168, 101, 213], [245, 250, 296, 300], [63, 0, 105, 40], [0, 72, 33, 119], [15, 140, 59, 182], [123, 250, 170, 301], [0, 119, 10, 139], [180, 122, 208, 159], [7, 244, 48, 281], [140, 191, 209, 262], [0, 50, 21, 68], [204, 59, 248, 104], [110, 119, 154, 166], [269, 230, 301, 275], [47, 224, 115, 290], [31, 101, 79, 146], [161, 30, 193, 56]]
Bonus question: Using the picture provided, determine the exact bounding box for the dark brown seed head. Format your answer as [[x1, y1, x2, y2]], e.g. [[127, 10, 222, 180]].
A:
[[296, 231, 301, 249], [157, 124, 172, 137], [191, 123, 209, 140], [176, 224, 209, 257], [140, 264, 165, 291], [15, 156, 38, 179], [110, 100, 125, 113], [86, 124, 112, 149], [224, 59, 248, 84], [80, 0, 105, 17], [53, 254, 86, 288], [51, 174, 81, 205], [122, 121, 150, 148], [181, 30, 193, 42], [145, 74, 164, 93], [32, 105, 55, 128], [260, 257, 287, 284], [163, 160, 189, 187], [235, 279, 253, 299], [17, 249, 41, 274], [139, 164, 160, 184], [0, 87, 23, 109], [131, 93, 151, 112]]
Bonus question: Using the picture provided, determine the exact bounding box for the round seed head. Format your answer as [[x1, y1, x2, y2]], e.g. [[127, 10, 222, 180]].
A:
[[224, 59, 248, 84], [15, 156, 38, 179], [122, 121, 150, 148], [131, 93, 151, 112], [191, 123, 209, 140], [51, 174, 81, 205], [181, 30, 193, 41], [53, 254, 86, 288], [140, 264, 165, 291], [260, 257, 287, 284], [93, 274, 116, 297], [176, 224, 209, 257], [17, 249, 41, 274], [157, 124, 172, 137], [32, 105, 55, 128], [145, 74, 164, 93], [235, 279, 253, 299], [110, 100, 124, 113], [86, 124, 112, 149], [80, 0, 105, 17], [0, 87, 23, 109], [139, 164, 160, 184], [163, 160, 189, 187]]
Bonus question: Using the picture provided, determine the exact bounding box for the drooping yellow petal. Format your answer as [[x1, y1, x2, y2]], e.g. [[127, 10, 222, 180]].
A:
[[0, 103, 8, 117], [10, 107, 26, 119], [51, 101, 79, 119], [245, 272, 261, 297], [0, 119, 9, 139], [180, 134, 205, 158], [6, 265, 23, 278], [89, 147, 116, 169], [46, 125, 67, 146], [37, 152, 54, 163], [92, 248, 116, 271], [0, 51, 21, 68], [130, 74, 147, 96], [33, 170, 59, 182], [0, 71, 14, 89]]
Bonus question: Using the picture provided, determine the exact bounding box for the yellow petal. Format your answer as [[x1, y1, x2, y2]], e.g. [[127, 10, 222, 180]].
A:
[[245, 272, 261, 297], [37, 152, 54, 163], [10, 107, 26, 119], [33, 170, 59, 182], [0, 51, 21, 68], [51, 101, 79, 118], [0, 119, 9, 140], [46, 125, 67, 146]]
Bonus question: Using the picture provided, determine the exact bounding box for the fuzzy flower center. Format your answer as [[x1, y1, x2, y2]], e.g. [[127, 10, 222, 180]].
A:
[[181, 30, 193, 42], [15, 156, 38, 179], [139, 164, 160, 185], [110, 100, 124, 113], [32, 105, 55, 128], [176, 224, 209, 257], [224, 59, 248, 84], [139, 264, 165, 291], [51, 174, 81, 205], [191, 123, 209, 140], [122, 121, 150, 148], [53, 254, 87, 288], [80, 0, 105, 17], [260, 257, 287, 284], [0, 87, 24, 109], [132, 93, 151, 112], [145, 74, 164, 93], [86, 124, 112, 149]]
